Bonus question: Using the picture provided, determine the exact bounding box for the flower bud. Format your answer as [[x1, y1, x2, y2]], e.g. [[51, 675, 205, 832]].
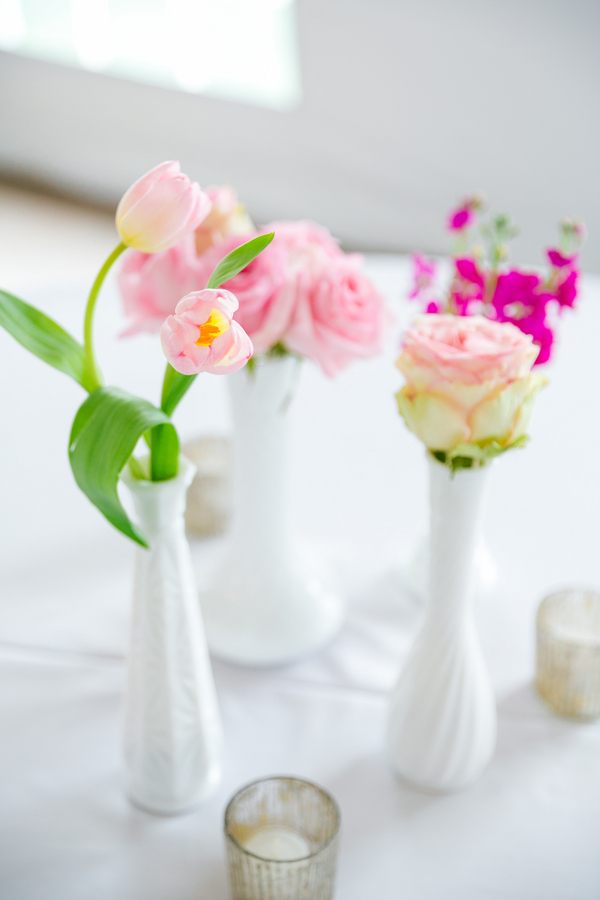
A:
[[116, 161, 211, 253]]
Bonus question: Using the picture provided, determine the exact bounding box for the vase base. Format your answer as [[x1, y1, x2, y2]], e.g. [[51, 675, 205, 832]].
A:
[[391, 763, 490, 794], [199, 568, 345, 667], [127, 767, 221, 817]]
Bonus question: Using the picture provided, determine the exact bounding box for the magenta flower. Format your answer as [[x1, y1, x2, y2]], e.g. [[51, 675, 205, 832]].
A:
[[448, 207, 475, 231], [547, 249, 576, 269], [555, 268, 578, 309], [409, 254, 437, 300], [450, 257, 485, 315], [492, 270, 555, 364]]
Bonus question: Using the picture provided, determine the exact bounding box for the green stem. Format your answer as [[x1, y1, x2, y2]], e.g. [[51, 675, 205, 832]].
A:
[[84, 242, 127, 390], [145, 364, 197, 482]]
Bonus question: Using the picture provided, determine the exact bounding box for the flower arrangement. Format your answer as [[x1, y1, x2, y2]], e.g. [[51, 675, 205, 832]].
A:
[[409, 197, 586, 365], [119, 187, 389, 377], [396, 314, 547, 471], [0, 162, 272, 545]]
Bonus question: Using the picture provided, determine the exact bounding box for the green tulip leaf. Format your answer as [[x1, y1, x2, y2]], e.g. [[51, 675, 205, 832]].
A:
[[0, 289, 95, 391], [207, 232, 275, 289], [69, 386, 179, 547]]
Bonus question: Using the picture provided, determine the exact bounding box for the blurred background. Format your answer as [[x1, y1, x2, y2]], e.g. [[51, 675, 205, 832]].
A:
[[1, 0, 599, 269]]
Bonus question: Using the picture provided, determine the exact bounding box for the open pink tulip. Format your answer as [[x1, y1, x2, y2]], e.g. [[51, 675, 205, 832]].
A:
[[116, 161, 211, 253], [160, 289, 253, 375]]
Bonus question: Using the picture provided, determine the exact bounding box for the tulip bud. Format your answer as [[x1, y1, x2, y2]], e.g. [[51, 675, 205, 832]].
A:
[[116, 161, 211, 253]]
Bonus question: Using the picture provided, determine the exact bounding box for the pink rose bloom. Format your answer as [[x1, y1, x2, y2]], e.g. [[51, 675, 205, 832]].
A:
[[401, 314, 538, 386], [194, 185, 255, 255], [160, 289, 253, 376], [197, 220, 346, 359], [269, 220, 343, 262], [199, 231, 291, 354], [116, 161, 211, 253], [284, 254, 388, 377], [396, 315, 546, 452], [118, 235, 204, 336]]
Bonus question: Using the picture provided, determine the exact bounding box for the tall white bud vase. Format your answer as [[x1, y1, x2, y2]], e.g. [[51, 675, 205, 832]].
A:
[[387, 455, 496, 792], [121, 457, 222, 815], [200, 355, 345, 667]]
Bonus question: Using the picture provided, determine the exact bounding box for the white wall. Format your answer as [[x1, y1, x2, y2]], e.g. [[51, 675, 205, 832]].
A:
[[0, 0, 598, 269]]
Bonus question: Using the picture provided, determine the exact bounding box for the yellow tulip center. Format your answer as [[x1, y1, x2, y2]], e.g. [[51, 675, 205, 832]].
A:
[[196, 309, 230, 347]]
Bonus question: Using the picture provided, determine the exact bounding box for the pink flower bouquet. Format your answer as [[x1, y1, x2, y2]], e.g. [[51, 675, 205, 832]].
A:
[[409, 197, 586, 365], [119, 189, 389, 377], [0, 162, 273, 545]]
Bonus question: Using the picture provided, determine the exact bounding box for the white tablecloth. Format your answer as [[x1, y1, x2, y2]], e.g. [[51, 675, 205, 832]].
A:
[[1, 257, 599, 899]]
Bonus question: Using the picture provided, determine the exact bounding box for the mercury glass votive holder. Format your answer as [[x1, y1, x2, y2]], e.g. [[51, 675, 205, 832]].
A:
[[224, 776, 340, 900], [536, 589, 600, 719]]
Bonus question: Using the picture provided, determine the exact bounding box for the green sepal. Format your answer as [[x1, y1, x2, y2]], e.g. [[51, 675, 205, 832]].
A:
[[69, 386, 178, 547], [0, 289, 95, 391], [431, 434, 530, 474]]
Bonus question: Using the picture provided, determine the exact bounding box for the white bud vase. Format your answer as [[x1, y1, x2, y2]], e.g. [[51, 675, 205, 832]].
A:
[[199, 355, 345, 666], [121, 457, 222, 815], [387, 455, 497, 792]]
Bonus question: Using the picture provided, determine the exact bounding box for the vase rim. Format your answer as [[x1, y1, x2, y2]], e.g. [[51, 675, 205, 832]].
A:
[[120, 454, 197, 493]]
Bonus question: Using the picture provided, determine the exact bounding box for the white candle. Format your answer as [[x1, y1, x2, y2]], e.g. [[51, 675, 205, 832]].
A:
[[242, 825, 311, 861]]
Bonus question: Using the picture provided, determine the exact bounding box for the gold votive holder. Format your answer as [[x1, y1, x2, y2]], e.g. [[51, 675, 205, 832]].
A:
[[224, 776, 340, 900], [183, 437, 232, 537], [536, 589, 600, 719]]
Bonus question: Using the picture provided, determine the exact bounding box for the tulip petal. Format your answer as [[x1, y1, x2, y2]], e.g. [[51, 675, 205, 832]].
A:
[[116, 161, 180, 224], [118, 179, 200, 252]]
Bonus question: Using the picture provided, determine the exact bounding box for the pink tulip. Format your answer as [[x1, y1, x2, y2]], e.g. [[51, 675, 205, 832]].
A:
[[116, 161, 211, 253], [160, 289, 253, 375]]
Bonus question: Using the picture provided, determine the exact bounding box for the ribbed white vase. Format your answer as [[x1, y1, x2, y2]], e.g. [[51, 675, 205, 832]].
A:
[[121, 457, 222, 815], [199, 355, 345, 667], [387, 455, 497, 792]]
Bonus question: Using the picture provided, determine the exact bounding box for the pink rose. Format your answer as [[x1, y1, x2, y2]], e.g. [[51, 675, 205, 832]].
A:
[[269, 220, 343, 263], [160, 289, 252, 376], [198, 231, 291, 354], [396, 315, 546, 453], [194, 185, 255, 255], [284, 254, 388, 377], [116, 161, 211, 253], [401, 314, 538, 385], [118, 235, 204, 336]]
